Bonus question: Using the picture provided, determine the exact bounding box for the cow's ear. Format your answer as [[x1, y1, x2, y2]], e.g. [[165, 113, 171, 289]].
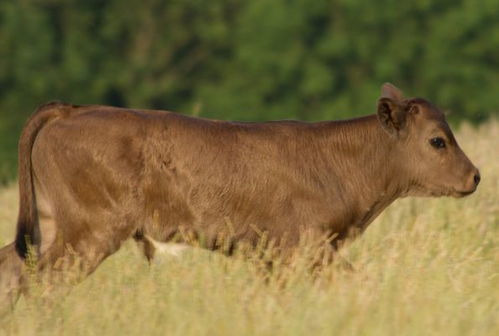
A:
[[377, 83, 405, 135], [381, 82, 403, 101]]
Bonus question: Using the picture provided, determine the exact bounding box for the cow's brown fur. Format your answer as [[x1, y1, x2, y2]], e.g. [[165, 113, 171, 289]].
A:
[[0, 84, 479, 308]]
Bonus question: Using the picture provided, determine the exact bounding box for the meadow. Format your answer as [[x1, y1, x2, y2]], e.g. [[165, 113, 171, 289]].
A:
[[0, 121, 497, 336]]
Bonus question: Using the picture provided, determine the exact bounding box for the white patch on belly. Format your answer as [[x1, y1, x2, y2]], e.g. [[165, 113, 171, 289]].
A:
[[145, 236, 190, 258]]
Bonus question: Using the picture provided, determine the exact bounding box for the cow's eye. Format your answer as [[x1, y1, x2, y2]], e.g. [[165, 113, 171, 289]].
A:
[[430, 137, 446, 149]]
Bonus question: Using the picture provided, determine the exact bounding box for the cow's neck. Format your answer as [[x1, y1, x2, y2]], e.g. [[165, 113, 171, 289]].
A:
[[319, 115, 408, 233]]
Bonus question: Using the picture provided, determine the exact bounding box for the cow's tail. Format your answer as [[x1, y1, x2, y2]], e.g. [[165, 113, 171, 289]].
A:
[[14, 102, 71, 258]]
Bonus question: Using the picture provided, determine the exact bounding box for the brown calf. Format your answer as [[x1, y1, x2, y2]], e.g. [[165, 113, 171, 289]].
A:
[[0, 83, 479, 308]]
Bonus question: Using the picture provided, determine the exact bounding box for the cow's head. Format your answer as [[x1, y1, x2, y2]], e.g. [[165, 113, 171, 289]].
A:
[[377, 83, 480, 197]]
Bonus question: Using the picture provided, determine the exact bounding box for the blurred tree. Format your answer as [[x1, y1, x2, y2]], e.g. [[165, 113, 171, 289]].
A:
[[0, 0, 497, 181]]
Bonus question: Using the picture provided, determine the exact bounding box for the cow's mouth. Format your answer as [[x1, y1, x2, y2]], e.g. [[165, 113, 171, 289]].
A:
[[422, 186, 477, 198], [451, 188, 476, 198]]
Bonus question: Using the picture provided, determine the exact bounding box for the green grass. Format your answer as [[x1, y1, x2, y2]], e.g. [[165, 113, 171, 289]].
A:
[[0, 122, 497, 336]]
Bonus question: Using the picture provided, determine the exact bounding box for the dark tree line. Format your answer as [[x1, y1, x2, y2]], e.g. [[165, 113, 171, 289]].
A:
[[0, 0, 498, 182]]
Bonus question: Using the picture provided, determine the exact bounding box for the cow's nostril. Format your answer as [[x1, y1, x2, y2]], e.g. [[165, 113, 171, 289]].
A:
[[473, 173, 481, 186]]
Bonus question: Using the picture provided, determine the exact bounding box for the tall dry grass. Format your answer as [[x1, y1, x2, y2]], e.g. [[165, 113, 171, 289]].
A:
[[0, 121, 497, 336]]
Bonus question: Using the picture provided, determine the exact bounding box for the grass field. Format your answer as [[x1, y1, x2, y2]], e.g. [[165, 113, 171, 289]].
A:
[[0, 121, 497, 336]]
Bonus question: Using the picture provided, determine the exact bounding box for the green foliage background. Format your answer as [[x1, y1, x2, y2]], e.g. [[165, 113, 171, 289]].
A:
[[0, 0, 498, 182]]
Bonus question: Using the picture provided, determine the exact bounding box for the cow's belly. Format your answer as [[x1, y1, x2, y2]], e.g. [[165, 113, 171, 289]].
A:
[[139, 170, 353, 250]]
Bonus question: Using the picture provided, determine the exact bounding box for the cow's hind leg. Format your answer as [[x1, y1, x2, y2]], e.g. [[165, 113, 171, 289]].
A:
[[35, 240, 108, 287], [31, 214, 135, 297]]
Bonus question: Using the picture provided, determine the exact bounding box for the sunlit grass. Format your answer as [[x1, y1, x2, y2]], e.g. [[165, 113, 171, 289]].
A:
[[0, 121, 497, 335]]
